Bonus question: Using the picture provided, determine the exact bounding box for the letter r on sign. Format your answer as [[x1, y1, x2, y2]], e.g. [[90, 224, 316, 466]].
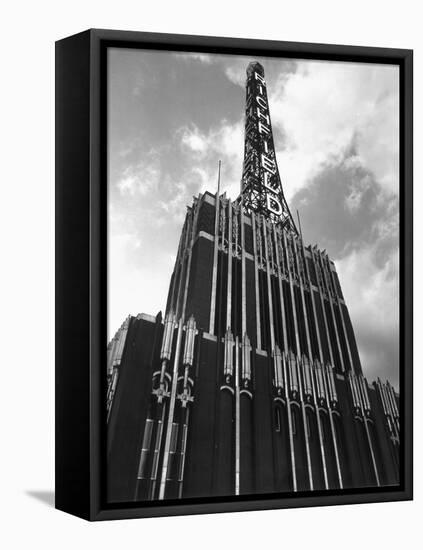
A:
[[254, 72, 266, 87]]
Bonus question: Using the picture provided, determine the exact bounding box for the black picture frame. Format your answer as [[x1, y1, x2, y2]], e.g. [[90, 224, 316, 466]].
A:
[[55, 28, 413, 521]]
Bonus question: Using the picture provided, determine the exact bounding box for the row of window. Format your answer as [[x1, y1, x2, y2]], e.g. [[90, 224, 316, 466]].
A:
[[275, 405, 333, 441]]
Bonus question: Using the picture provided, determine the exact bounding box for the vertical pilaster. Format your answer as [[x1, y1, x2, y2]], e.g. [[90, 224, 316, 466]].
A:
[[181, 200, 200, 321], [209, 193, 220, 334], [273, 225, 297, 490], [283, 231, 313, 490], [293, 237, 328, 489], [323, 256, 352, 373], [317, 250, 345, 373], [226, 199, 233, 330], [235, 336, 240, 495], [349, 373, 380, 486], [241, 202, 247, 337], [159, 199, 200, 500], [303, 245, 343, 488], [159, 319, 184, 500], [175, 316, 196, 497], [386, 382, 400, 434], [263, 218, 275, 350], [174, 213, 192, 319], [177, 407, 190, 498], [252, 212, 262, 349]]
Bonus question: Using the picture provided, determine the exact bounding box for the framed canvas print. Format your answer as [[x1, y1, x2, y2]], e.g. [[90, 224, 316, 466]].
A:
[[55, 29, 413, 521]]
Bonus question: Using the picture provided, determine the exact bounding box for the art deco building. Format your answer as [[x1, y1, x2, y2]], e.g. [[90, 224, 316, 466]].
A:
[[107, 62, 400, 503]]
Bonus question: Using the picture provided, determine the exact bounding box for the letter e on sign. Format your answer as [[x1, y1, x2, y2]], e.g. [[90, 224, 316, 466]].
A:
[[261, 153, 276, 174]]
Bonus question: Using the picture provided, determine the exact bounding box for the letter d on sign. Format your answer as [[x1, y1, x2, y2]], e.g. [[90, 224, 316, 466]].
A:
[[266, 193, 282, 216]]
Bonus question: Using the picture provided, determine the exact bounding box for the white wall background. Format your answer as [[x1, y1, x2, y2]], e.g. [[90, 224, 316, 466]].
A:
[[0, 1, 420, 547]]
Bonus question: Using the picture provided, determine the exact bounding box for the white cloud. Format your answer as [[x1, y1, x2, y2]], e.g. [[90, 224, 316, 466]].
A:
[[115, 152, 161, 196], [336, 241, 399, 385], [224, 59, 249, 87], [338, 244, 398, 328], [180, 129, 208, 153], [344, 173, 372, 213], [176, 52, 214, 64], [107, 232, 175, 339], [268, 61, 399, 201], [179, 119, 244, 198], [176, 52, 249, 86]]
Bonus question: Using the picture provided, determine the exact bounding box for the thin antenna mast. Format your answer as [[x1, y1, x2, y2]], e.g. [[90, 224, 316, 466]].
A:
[[217, 160, 221, 195], [296, 209, 304, 241]]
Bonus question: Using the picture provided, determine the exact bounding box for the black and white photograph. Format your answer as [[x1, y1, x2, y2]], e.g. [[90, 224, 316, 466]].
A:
[[106, 48, 401, 502], [2, 0, 420, 545]]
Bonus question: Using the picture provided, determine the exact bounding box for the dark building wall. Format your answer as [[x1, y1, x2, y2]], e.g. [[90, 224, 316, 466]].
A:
[[368, 385, 399, 485], [183, 335, 219, 498], [272, 400, 292, 492], [341, 303, 363, 374], [252, 352, 276, 493], [107, 315, 163, 503], [197, 198, 215, 235], [185, 237, 214, 330], [107, 321, 400, 501], [245, 259, 257, 347], [106, 192, 400, 503], [334, 376, 368, 488]]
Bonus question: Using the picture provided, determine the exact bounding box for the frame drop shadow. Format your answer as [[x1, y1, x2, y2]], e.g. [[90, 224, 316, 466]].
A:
[[26, 490, 55, 508]]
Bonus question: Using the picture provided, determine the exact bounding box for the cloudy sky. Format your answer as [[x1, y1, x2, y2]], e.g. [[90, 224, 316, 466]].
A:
[[108, 48, 399, 387]]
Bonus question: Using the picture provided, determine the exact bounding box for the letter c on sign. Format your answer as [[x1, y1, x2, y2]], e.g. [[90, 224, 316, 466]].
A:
[[256, 96, 267, 110]]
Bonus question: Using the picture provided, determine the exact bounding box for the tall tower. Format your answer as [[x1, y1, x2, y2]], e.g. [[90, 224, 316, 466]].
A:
[[107, 62, 400, 503], [241, 62, 297, 232]]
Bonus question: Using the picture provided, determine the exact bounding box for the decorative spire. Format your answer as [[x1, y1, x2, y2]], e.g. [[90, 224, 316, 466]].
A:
[[241, 62, 297, 234]]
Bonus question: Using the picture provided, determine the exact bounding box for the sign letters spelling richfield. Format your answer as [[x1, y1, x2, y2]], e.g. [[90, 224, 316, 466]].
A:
[[242, 62, 297, 233]]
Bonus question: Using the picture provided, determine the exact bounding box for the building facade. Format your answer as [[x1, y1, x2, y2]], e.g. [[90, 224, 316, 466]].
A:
[[107, 62, 400, 503]]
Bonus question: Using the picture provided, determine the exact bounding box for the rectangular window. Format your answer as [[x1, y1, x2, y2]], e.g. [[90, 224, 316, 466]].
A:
[[306, 413, 312, 439], [178, 423, 189, 482], [137, 450, 148, 479], [170, 422, 179, 453], [291, 407, 297, 436], [320, 413, 325, 442], [150, 420, 163, 480], [141, 418, 154, 451], [166, 422, 179, 481], [275, 407, 281, 433], [137, 418, 154, 480]]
